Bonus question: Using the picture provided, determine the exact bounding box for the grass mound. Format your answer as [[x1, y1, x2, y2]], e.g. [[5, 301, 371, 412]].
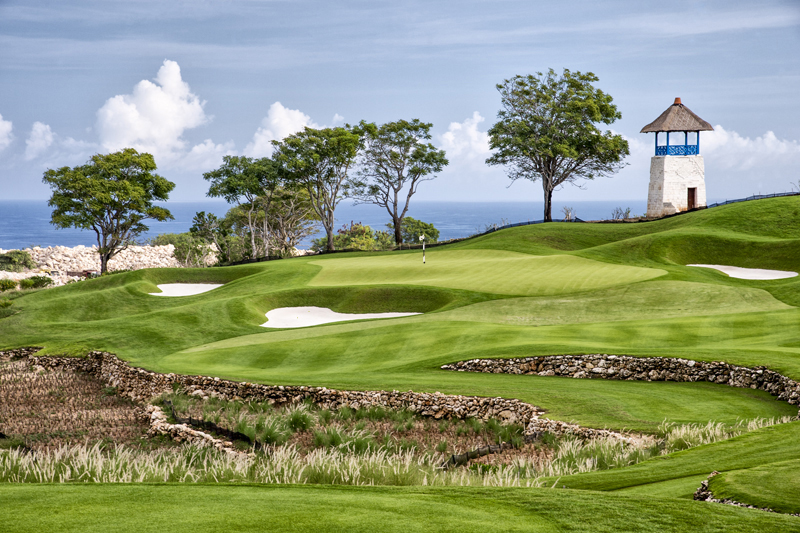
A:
[[709, 459, 800, 514]]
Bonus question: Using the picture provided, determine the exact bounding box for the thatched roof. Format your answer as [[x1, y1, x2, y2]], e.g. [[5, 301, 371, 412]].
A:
[[640, 98, 714, 133]]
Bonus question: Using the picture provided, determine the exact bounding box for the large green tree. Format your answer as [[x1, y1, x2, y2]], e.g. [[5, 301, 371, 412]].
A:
[[351, 119, 448, 245], [42, 149, 175, 273], [203, 156, 278, 258], [486, 69, 629, 221], [272, 126, 361, 252]]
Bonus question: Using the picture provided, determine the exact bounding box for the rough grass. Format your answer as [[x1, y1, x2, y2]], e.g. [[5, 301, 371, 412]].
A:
[[0, 360, 147, 449]]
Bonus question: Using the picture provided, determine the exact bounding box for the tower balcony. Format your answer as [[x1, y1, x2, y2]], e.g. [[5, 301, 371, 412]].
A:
[[655, 144, 699, 156]]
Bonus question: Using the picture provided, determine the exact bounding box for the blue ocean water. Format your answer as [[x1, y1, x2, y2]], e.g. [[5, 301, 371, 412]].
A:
[[0, 199, 650, 250]]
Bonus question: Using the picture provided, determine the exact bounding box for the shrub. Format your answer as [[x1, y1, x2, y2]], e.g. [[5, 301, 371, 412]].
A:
[[0, 279, 17, 291], [311, 222, 394, 252], [150, 232, 213, 268], [0, 299, 13, 318], [387, 217, 439, 244], [0, 250, 36, 272], [18, 276, 52, 290], [611, 207, 632, 220]]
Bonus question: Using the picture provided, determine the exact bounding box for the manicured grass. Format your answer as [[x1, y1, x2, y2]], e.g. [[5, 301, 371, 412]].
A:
[[2, 197, 800, 520], [1, 484, 798, 533], [430, 280, 791, 326], [309, 249, 667, 296], [709, 459, 800, 514]]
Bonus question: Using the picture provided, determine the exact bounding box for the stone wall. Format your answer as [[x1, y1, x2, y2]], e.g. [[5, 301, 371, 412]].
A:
[[442, 354, 800, 412], [0, 245, 183, 286], [646, 155, 706, 218], [0, 347, 630, 441]]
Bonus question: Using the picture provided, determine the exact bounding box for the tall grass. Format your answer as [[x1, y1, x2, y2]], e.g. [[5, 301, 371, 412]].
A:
[[3, 416, 793, 486], [0, 443, 544, 487], [660, 416, 795, 452]]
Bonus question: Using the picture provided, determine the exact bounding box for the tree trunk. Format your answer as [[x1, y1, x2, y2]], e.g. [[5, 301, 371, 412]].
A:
[[100, 252, 110, 274], [543, 187, 553, 222], [393, 216, 403, 245], [326, 226, 335, 252]]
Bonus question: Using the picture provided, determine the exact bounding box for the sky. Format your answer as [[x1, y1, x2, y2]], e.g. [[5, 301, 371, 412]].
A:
[[1, 0, 799, 203]]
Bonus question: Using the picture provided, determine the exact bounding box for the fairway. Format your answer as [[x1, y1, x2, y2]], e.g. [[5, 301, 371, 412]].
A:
[[2, 484, 797, 533], [2, 196, 800, 525], [309, 249, 667, 296]]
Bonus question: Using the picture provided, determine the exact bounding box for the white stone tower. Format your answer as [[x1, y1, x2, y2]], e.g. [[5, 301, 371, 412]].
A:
[[641, 98, 714, 219]]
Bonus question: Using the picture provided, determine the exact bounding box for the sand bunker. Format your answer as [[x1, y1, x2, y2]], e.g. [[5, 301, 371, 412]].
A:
[[688, 264, 798, 280], [149, 283, 224, 297], [261, 306, 420, 328]]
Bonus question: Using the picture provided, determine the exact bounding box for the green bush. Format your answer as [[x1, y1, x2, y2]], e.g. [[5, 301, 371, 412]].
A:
[[311, 223, 395, 252], [18, 275, 53, 290], [0, 250, 36, 272], [0, 279, 17, 291], [149, 233, 212, 268], [387, 217, 439, 244]]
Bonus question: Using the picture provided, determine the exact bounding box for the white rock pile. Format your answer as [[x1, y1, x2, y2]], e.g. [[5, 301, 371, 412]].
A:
[[0, 245, 182, 286]]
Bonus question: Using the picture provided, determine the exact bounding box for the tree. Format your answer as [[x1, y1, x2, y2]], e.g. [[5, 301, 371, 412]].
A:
[[486, 69, 629, 221], [190, 211, 235, 264], [273, 126, 361, 252], [266, 186, 318, 256], [351, 120, 448, 245], [386, 217, 439, 244], [203, 156, 278, 258], [42, 149, 175, 273]]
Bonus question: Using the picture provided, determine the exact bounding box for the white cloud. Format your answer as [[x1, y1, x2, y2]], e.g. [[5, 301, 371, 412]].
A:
[[181, 139, 236, 171], [0, 114, 13, 152], [24, 121, 54, 160], [418, 111, 519, 201], [96, 59, 208, 161], [244, 102, 319, 157], [616, 126, 800, 200], [701, 125, 800, 170], [438, 111, 491, 159]]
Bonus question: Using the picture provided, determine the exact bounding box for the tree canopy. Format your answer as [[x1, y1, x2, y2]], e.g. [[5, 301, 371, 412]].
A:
[[272, 126, 361, 252], [486, 69, 629, 221], [203, 155, 279, 258], [351, 119, 448, 245], [42, 148, 174, 272]]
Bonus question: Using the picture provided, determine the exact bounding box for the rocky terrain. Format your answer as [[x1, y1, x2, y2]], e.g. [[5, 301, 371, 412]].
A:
[[0, 245, 183, 285]]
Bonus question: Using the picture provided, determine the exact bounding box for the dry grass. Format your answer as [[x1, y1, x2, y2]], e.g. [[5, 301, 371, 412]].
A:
[[0, 360, 148, 449]]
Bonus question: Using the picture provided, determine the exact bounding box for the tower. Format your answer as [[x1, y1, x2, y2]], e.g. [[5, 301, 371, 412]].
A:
[[640, 98, 713, 218]]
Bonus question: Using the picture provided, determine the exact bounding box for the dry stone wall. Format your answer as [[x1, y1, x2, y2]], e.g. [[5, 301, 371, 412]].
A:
[[442, 354, 800, 411], [1, 347, 630, 441]]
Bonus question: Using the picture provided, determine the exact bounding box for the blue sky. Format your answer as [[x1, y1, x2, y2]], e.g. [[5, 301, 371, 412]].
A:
[[1, 0, 799, 202]]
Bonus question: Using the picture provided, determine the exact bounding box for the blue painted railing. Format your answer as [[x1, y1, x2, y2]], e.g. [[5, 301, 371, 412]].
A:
[[656, 145, 699, 156]]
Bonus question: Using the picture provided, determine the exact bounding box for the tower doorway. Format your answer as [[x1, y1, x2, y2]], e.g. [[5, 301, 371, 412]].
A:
[[688, 187, 697, 210]]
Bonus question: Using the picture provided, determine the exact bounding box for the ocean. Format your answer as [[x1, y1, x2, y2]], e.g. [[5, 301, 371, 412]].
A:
[[0, 199, 650, 250]]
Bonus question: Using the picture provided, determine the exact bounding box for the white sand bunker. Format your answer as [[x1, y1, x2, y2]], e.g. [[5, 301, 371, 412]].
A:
[[149, 283, 224, 297], [688, 264, 798, 280], [261, 306, 420, 328]]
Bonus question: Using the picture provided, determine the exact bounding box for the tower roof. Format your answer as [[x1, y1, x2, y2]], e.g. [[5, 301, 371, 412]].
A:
[[640, 98, 714, 133]]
